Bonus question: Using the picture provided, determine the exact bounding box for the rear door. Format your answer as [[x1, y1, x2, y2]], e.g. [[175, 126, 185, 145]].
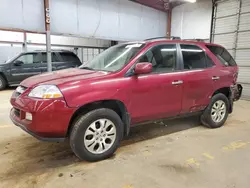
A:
[[10, 53, 42, 83], [206, 45, 238, 87], [179, 44, 216, 114]]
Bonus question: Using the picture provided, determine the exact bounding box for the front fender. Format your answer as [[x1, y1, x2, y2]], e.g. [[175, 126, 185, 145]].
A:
[[63, 89, 129, 109]]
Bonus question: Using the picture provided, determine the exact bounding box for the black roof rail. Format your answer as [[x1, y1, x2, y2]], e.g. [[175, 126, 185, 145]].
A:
[[171, 36, 181, 40], [183, 39, 205, 42], [34, 49, 72, 52], [144, 36, 181, 41], [144, 37, 167, 41]]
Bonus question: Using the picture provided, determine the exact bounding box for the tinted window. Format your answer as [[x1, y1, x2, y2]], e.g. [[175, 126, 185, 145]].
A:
[[16, 53, 41, 64], [41, 52, 58, 63], [206, 45, 236, 66], [206, 55, 215, 68], [181, 44, 206, 70], [138, 44, 177, 73], [59, 52, 80, 63]]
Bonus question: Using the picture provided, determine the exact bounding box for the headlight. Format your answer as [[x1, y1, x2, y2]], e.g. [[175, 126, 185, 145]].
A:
[[28, 85, 63, 99]]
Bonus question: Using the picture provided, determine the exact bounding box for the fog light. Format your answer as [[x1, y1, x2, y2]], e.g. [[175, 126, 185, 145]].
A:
[[25, 112, 32, 121]]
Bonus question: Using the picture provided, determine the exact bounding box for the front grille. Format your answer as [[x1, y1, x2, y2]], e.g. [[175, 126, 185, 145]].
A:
[[14, 108, 21, 118]]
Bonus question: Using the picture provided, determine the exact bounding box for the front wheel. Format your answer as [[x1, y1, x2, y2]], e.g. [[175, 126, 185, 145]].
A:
[[70, 108, 124, 162], [201, 93, 229, 128]]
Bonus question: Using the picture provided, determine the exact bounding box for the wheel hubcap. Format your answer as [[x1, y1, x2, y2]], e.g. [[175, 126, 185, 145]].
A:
[[0, 79, 2, 87], [84, 119, 116, 154], [211, 100, 226, 123]]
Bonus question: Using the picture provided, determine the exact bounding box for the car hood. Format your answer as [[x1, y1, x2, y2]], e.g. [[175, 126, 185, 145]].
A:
[[21, 68, 110, 88]]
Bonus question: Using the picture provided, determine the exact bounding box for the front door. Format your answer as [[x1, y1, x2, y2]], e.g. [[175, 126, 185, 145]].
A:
[[179, 44, 216, 114], [128, 43, 184, 123], [10, 53, 42, 84]]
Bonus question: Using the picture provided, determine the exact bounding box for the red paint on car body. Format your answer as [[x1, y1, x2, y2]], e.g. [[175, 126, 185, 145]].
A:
[[10, 40, 241, 140]]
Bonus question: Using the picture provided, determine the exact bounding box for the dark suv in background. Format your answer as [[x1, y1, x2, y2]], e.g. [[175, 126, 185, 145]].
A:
[[0, 50, 82, 90]]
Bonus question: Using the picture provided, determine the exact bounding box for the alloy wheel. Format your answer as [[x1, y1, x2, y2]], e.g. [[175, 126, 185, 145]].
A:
[[211, 100, 226, 123], [84, 118, 117, 154]]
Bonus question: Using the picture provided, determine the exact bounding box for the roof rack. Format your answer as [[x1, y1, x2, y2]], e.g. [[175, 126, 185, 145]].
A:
[[34, 49, 72, 52], [183, 39, 205, 42], [144, 36, 181, 41], [144, 37, 207, 42]]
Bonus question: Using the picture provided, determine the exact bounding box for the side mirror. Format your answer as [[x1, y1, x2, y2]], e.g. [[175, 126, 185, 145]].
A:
[[134, 62, 152, 75], [14, 60, 24, 66]]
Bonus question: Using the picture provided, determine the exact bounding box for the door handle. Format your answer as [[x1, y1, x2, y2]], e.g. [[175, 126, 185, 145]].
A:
[[172, 80, 183, 85], [212, 76, 220, 80]]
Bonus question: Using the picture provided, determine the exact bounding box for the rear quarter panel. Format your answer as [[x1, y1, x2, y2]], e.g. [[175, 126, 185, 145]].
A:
[[201, 43, 236, 92]]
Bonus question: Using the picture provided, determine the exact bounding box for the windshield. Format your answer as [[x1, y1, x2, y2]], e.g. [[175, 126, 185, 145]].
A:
[[79, 43, 145, 72]]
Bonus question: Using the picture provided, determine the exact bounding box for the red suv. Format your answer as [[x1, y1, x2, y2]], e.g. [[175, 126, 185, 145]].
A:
[[10, 39, 242, 161]]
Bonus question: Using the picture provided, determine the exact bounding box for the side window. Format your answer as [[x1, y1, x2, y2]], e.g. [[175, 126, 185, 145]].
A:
[[206, 45, 236, 66], [181, 44, 206, 70], [41, 52, 58, 63], [16, 54, 34, 64], [139, 50, 157, 66], [59, 52, 81, 63], [206, 55, 215, 68], [138, 44, 177, 73], [41, 53, 47, 63]]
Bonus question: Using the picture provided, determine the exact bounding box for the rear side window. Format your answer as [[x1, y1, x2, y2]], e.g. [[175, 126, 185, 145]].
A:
[[206, 45, 236, 66], [180, 44, 207, 70], [59, 52, 81, 63], [41, 52, 58, 63]]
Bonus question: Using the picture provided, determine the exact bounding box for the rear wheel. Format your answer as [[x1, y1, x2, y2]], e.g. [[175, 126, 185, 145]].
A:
[[70, 108, 124, 162], [0, 75, 7, 91], [201, 93, 229, 128]]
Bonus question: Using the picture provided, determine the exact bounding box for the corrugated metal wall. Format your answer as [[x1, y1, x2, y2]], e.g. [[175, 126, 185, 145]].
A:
[[212, 0, 250, 100]]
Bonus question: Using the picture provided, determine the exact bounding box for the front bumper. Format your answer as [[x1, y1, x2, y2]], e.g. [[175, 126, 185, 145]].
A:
[[10, 90, 76, 142], [10, 109, 65, 142]]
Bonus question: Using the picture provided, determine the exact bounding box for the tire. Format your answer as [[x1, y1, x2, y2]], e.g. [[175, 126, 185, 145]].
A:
[[0, 75, 7, 91], [70, 108, 124, 162], [201, 93, 229, 128]]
